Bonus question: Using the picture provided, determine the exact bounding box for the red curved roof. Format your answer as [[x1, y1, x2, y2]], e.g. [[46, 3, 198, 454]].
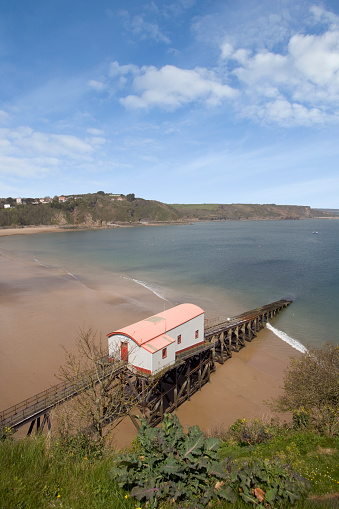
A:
[[107, 303, 204, 346]]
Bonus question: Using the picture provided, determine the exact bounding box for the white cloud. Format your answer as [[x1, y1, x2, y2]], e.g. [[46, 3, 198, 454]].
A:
[[119, 64, 238, 110], [310, 5, 339, 27], [220, 6, 339, 126], [250, 97, 330, 127], [288, 31, 339, 88], [88, 79, 107, 92], [109, 61, 139, 77], [220, 42, 233, 60], [0, 127, 105, 180], [0, 155, 58, 178], [130, 14, 171, 44], [120, 10, 170, 44], [16, 132, 94, 159]]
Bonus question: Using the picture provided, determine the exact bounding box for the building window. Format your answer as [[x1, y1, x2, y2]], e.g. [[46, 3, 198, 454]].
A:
[[195, 330, 199, 339], [177, 334, 181, 344], [162, 347, 167, 359]]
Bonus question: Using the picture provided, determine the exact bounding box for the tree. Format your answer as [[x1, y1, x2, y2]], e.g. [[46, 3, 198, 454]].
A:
[[272, 344, 339, 432], [57, 327, 139, 438], [126, 193, 135, 202]]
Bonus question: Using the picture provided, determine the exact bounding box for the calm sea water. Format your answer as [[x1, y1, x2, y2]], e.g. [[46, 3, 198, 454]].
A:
[[1, 219, 338, 350]]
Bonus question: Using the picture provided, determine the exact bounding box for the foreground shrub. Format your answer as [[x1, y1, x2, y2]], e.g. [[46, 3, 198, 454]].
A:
[[52, 431, 105, 461], [234, 457, 311, 506], [111, 413, 236, 508], [111, 413, 312, 508], [228, 418, 273, 446], [273, 345, 339, 435]]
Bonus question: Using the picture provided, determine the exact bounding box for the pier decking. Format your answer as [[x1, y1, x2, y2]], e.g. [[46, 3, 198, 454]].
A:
[[0, 299, 292, 434]]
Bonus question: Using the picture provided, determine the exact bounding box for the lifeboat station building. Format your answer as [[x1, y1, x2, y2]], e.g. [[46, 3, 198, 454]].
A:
[[107, 303, 204, 375]]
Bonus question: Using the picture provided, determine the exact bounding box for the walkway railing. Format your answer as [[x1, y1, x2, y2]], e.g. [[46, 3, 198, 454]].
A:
[[0, 357, 125, 431]]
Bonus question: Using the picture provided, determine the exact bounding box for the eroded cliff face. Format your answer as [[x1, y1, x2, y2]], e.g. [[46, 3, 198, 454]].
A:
[[53, 212, 68, 226]]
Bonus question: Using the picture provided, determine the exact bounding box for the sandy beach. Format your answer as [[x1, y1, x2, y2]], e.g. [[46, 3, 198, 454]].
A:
[[0, 239, 299, 445], [0, 252, 163, 409], [0, 226, 68, 237]]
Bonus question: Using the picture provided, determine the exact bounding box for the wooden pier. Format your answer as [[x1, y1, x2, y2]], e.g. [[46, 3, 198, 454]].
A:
[[205, 299, 292, 363], [0, 299, 292, 434]]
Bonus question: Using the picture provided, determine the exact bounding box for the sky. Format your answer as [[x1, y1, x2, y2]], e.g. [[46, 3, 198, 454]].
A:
[[1, 0, 339, 207]]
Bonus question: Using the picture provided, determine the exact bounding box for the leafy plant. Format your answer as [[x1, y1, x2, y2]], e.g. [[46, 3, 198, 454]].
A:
[[293, 407, 311, 429], [235, 457, 311, 507], [111, 413, 236, 508], [228, 418, 272, 446]]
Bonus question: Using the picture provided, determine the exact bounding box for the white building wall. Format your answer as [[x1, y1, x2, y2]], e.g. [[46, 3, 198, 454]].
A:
[[108, 334, 152, 372], [135, 346, 153, 372], [152, 342, 176, 374], [165, 314, 204, 354]]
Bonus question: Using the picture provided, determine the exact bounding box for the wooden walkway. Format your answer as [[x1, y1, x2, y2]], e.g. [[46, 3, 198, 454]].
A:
[[204, 299, 292, 363], [0, 359, 125, 434], [0, 299, 292, 433]]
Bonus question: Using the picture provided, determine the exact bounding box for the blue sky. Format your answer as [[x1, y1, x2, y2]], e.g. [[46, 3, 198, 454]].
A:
[[1, 0, 339, 207]]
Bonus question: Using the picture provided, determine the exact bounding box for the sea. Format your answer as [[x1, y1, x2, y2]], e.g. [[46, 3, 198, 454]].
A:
[[1, 219, 338, 352]]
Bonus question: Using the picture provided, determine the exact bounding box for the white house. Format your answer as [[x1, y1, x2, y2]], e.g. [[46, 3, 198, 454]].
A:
[[107, 303, 205, 375]]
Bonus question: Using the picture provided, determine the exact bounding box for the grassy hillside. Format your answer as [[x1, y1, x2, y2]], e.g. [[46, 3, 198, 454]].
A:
[[0, 193, 183, 228], [0, 193, 333, 228], [171, 203, 332, 221]]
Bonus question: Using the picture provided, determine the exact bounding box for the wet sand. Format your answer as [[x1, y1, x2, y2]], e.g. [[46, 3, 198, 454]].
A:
[[0, 253, 163, 409], [0, 249, 298, 447]]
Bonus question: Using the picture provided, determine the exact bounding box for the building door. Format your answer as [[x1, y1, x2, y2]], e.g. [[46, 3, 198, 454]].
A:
[[121, 341, 128, 362]]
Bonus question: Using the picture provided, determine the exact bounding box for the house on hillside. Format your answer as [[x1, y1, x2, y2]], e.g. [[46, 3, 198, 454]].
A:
[[107, 303, 205, 375], [110, 194, 124, 201]]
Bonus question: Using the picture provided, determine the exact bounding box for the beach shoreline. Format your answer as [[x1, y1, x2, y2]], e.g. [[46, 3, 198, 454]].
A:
[[0, 226, 69, 236], [1, 214, 336, 237], [0, 249, 299, 446], [0, 222, 189, 237]]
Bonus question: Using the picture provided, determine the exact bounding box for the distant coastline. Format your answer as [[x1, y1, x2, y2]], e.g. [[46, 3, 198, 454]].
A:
[[1, 215, 337, 237], [0, 193, 336, 230]]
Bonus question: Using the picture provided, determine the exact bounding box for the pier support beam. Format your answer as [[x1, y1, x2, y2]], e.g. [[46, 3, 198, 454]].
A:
[[27, 412, 51, 435]]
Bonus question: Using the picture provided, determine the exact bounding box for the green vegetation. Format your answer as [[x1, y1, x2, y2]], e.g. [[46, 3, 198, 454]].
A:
[[112, 413, 236, 507], [172, 203, 332, 221], [271, 345, 339, 436], [0, 433, 133, 509], [0, 192, 182, 228], [1, 346, 338, 508], [0, 192, 333, 228], [1, 416, 338, 508]]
